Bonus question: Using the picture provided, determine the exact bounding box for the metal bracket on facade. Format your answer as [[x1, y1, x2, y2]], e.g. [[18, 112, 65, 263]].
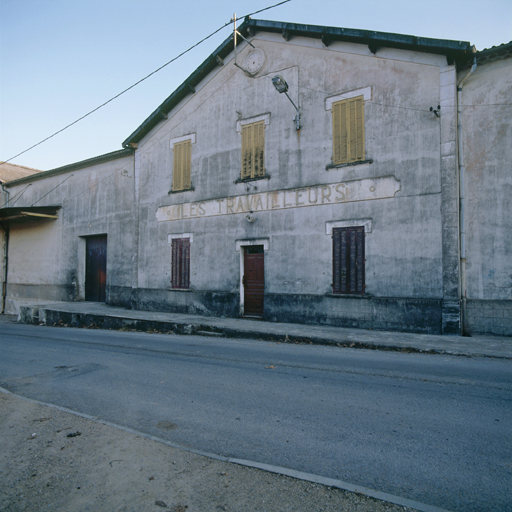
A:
[[232, 15, 257, 77]]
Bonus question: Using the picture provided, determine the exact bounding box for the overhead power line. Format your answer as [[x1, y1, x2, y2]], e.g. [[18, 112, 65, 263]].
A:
[[0, 0, 291, 168]]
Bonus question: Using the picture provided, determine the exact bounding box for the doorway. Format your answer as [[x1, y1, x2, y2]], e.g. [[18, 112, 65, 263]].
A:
[[243, 245, 264, 317], [85, 235, 107, 302]]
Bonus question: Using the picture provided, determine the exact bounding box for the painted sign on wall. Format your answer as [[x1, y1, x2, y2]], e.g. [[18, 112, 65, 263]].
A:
[[156, 176, 401, 222]]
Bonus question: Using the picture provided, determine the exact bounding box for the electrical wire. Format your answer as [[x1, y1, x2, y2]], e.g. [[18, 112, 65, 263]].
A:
[[0, 0, 291, 168], [0, 183, 31, 209], [30, 175, 74, 206]]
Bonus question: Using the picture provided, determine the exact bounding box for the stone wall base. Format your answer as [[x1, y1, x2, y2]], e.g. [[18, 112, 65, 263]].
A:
[[466, 300, 512, 336]]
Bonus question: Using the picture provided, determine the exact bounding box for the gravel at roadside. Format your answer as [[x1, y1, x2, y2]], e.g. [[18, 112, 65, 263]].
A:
[[0, 391, 417, 512]]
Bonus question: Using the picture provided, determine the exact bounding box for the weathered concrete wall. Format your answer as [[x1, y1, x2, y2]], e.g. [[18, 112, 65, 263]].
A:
[[12, 34, 511, 336], [4, 154, 135, 314], [460, 55, 512, 335], [133, 35, 451, 333]]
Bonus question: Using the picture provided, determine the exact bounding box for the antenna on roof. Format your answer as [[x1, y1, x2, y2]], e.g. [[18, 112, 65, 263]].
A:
[[231, 13, 257, 76]]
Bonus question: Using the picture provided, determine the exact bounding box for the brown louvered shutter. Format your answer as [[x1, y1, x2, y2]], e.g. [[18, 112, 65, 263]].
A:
[[171, 238, 190, 289], [332, 226, 364, 294], [241, 121, 265, 179], [332, 229, 343, 293], [332, 96, 364, 165], [355, 227, 365, 293], [173, 140, 192, 191]]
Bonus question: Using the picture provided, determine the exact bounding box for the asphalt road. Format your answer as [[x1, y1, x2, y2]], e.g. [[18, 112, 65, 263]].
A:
[[1, 322, 511, 512]]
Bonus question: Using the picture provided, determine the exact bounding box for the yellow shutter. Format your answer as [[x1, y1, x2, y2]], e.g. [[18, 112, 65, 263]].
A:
[[241, 121, 265, 179], [355, 97, 365, 161], [241, 125, 252, 179], [254, 121, 265, 177], [332, 96, 364, 165], [173, 140, 191, 191]]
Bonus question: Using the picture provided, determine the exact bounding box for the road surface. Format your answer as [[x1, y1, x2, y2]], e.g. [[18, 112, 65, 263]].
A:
[[1, 322, 511, 511]]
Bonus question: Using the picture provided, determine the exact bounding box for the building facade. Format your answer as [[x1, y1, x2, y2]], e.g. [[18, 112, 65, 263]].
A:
[[1, 20, 510, 336]]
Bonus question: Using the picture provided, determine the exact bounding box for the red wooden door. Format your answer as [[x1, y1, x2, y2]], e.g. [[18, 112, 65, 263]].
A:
[[85, 235, 107, 302], [244, 246, 264, 317]]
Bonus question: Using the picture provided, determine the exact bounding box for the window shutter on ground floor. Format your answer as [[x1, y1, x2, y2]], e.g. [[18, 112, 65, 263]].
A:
[[333, 226, 365, 294], [171, 238, 190, 289]]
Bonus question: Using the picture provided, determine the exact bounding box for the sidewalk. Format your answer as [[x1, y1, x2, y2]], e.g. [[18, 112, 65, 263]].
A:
[[16, 300, 512, 359]]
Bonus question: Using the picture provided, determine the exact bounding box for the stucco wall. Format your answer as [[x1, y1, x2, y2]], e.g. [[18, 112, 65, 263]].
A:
[[460, 55, 512, 334], [9, 34, 508, 335], [132, 35, 452, 332], [4, 154, 135, 314]]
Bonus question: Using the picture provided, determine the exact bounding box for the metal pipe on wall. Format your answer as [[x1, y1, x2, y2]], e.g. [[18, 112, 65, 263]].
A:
[[457, 56, 477, 334]]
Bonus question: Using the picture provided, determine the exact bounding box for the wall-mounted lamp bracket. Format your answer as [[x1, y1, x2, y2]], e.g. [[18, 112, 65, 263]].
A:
[[272, 75, 301, 130]]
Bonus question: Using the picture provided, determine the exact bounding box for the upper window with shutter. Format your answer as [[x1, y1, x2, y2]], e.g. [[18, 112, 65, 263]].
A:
[[236, 113, 270, 182], [332, 96, 365, 165], [170, 133, 196, 193], [325, 87, 370, 168], [241, 121, 265, 179]]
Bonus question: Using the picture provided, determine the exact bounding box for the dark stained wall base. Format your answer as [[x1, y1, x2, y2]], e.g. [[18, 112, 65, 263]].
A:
[[7, 285, 463, 335], [107, 286, 133, 309], [132, 288, 240, 319], [263, 293, 443, 334], [466, 300, 512, 336], [129, 289, 444, 335], [441, 300, 461, 335]]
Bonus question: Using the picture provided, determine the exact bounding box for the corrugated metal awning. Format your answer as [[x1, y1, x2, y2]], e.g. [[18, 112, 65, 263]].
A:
[[0, 206, 61, 225]]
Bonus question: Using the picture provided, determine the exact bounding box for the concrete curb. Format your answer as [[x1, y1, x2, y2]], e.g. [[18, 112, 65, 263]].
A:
[[0, 386, 454, 512]]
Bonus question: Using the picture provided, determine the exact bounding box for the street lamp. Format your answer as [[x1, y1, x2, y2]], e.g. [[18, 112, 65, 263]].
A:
[[272, 75, 301, 130]]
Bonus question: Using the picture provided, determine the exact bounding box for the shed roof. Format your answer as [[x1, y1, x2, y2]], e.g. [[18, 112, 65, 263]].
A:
[[0, 206, 61, 226], [122, 17, 474, 148]]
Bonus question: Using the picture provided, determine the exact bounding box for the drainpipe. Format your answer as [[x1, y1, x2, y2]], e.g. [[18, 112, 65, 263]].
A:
[[1, 183, 10, 313], [1, 223, 9, 314], [457, 56, 477, 335]]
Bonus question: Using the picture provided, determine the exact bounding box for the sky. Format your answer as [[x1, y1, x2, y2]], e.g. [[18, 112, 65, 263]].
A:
[[1, 0, 511, 171]]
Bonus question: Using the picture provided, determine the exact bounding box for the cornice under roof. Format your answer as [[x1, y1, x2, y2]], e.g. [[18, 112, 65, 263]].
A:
[[122, 18, 474, 148], [4, 148, 133, 188]]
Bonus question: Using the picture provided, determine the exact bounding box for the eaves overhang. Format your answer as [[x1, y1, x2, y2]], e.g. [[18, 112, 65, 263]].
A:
[[0, 206, 61, 226], [122, 18, 474, 148], [4, 148, 134, 188], [461, 40, 512, 69]]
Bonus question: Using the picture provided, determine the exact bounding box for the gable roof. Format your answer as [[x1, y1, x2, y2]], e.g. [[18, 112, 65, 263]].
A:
[[122, 17, 474, 149]]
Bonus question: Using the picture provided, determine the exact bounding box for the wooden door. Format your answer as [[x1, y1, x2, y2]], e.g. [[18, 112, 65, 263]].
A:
[[244, 246, 264, 317], [85, 235, 107, 302]]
